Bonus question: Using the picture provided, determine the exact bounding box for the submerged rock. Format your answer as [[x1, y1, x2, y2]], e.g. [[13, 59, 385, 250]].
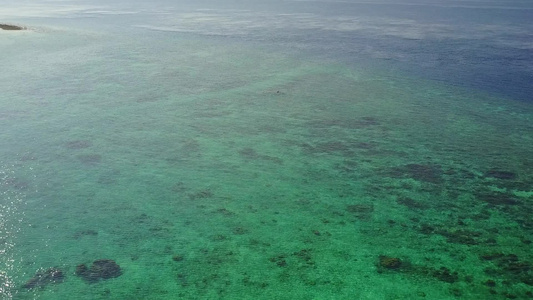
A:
[[432, 266, 459, 283], [76, 259, 122, 283], [378, 255, 402, 270], [22, 268, 65, 289]]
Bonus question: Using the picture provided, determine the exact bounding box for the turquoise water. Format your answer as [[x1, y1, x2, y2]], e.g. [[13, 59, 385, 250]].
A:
[[1, 1, 533, 299]]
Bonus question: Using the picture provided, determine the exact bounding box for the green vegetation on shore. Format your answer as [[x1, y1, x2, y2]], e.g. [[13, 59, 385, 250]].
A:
[[0, 24, 25, 30]]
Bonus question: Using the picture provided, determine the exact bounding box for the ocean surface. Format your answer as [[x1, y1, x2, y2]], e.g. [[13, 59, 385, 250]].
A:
[[1, 0, 532, 299]]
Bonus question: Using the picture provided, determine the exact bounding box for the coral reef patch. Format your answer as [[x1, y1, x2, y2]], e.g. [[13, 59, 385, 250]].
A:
[[484, 170, 517, 180], [378, 255, 403, 270], [75, 259, 122, 283], [387, 163, 443, 183], [22, 268, 65, 289], [481, 253, 533, 286], [65, 140, 93, 149], [77, 154, 102, 165]]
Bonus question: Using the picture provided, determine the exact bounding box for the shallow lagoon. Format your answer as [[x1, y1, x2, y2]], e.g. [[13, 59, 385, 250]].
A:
[[1, 1, 532, 299]]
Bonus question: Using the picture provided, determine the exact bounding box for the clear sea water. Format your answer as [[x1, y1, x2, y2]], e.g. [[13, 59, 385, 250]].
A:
[[1, 0, 532, 299]]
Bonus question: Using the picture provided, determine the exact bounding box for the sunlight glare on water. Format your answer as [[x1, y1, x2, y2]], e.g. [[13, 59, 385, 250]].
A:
[[1, 165, 25, 300]]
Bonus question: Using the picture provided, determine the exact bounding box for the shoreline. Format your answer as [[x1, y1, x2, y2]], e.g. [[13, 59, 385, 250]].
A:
[[0, 24, 25, 30]]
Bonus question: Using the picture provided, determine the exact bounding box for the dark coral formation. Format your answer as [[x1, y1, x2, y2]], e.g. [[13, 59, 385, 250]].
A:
[[172, 255, 185, 262], [269, 254, 288, 267], [346, 204, 374, 214], [77, 154, 102, 165], [475, 191, 521, 206], [239, 147, 283, 164], [485, 279, 496, 287], [232, 226, 249, 235], [481, 253, 533, 286], [72, 229, 98, 239], [387, 163, 443, 183], [375, 255, 463, 287], [65, 140, 92, 149], [345, 204, 374, 220], [210, 234, 228, 241], [75, 259, 122, 283], [416, 222, 488, 246], [396, 196, 428, 210], [315, 141, 351, 153], [269, 249, 314, 268], [298, 140, 376, 157], [214, 208, 236, 217], [378, 255, 402, 270], [440, 229, 482, 245], [431, 267, 459, 283], [188, 189, 213, 200], [22, 268, 65, 289], [170, 181, 187, 193], [484, 169, 517, 180], [307, 116, 380, 129], [3, 177, 29, 190], [293, 249, 314, 267]]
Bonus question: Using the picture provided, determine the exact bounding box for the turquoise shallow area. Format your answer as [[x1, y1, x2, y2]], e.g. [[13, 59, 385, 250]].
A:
[[1, 15, 533, 300]]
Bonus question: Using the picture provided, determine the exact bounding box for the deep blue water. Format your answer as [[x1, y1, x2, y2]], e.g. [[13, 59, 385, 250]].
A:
[[265, 0, 533, 102], [88, 0, 533, 102]]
